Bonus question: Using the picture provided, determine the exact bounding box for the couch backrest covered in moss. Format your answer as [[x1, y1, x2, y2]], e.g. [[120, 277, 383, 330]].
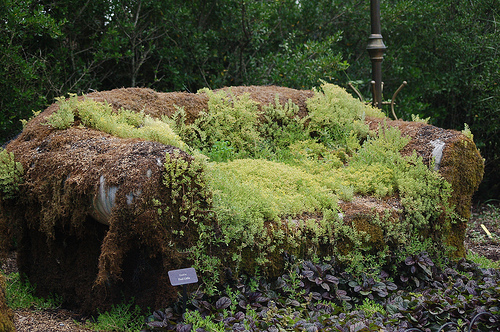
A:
[[0, 84, 483, 313]]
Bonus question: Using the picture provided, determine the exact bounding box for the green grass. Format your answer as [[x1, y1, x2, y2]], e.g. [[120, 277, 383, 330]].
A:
[[4, 272, 62, 310], [4, 271, 145, 331]]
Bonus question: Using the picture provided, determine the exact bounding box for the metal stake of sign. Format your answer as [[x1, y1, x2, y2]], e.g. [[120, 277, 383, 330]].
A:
[[366, 0, 386, 108], [168, 267, 198, 315]]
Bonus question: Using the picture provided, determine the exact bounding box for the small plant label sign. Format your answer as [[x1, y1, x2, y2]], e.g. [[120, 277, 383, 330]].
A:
[[168, 267, 198, 286]]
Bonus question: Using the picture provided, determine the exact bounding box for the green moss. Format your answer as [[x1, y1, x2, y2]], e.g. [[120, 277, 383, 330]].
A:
[[438, 136, 485, 257], [0, 274, 15, 332], [441, 138, 484, 220]]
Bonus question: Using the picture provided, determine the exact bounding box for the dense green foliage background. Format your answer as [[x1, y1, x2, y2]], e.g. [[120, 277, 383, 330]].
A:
[[1, 0, 499, 199]]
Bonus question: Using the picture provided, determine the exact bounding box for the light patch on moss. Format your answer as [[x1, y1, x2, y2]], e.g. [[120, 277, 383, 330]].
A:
[[46, 94, 189, 151]]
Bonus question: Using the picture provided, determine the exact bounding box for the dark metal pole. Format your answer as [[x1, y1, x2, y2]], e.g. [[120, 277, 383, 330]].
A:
[[366, 0, 386, 108]]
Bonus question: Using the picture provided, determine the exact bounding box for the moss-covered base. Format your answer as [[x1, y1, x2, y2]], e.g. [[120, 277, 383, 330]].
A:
[[17, 223, 184, 314], [0, 274, 15, 332]]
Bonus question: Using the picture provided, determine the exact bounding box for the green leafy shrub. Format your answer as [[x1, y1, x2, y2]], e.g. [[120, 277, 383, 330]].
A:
[[207, 141, 235, 162], [356, 298, 387, 318], [258, 95, 309, 153], [306, 83, 385, 153], [174, 88, 261, 159], [43, 95, 76, 129]]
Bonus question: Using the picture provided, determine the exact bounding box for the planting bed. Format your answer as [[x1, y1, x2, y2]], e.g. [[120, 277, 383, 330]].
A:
[[1, 204, 499, 331]]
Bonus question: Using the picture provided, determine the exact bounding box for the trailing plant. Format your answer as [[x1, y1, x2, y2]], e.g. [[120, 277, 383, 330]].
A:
[[0, 149, 24, 199], [162, 150, 222, 295]]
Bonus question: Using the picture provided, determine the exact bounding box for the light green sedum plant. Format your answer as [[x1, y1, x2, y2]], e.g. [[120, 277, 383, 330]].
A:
[[22, 83, 461, 277]]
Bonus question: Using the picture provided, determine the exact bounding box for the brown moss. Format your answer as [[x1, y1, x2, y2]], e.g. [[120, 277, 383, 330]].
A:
[[4, 122, 217, 313], [86, 88, 209, 124], [83, 86, 314, 126]]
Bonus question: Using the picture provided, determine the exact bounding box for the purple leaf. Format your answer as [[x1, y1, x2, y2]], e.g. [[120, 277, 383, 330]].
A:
[[216, 296, 231, 310], [405, 256, 416, 265], [325, 274, 339, 284], [153, 310, 166, 321], [176, 324, 192, 332], [311, 292, 322, 300], [148, 321, 167, 328]]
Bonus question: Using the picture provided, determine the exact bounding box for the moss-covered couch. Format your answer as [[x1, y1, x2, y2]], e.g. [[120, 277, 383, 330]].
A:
[[0, 84, 483, 313]]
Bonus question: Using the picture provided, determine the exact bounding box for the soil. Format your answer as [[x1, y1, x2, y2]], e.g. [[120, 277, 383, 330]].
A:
[[465, 202, 500, 261], [2, 203, 499, 332]]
